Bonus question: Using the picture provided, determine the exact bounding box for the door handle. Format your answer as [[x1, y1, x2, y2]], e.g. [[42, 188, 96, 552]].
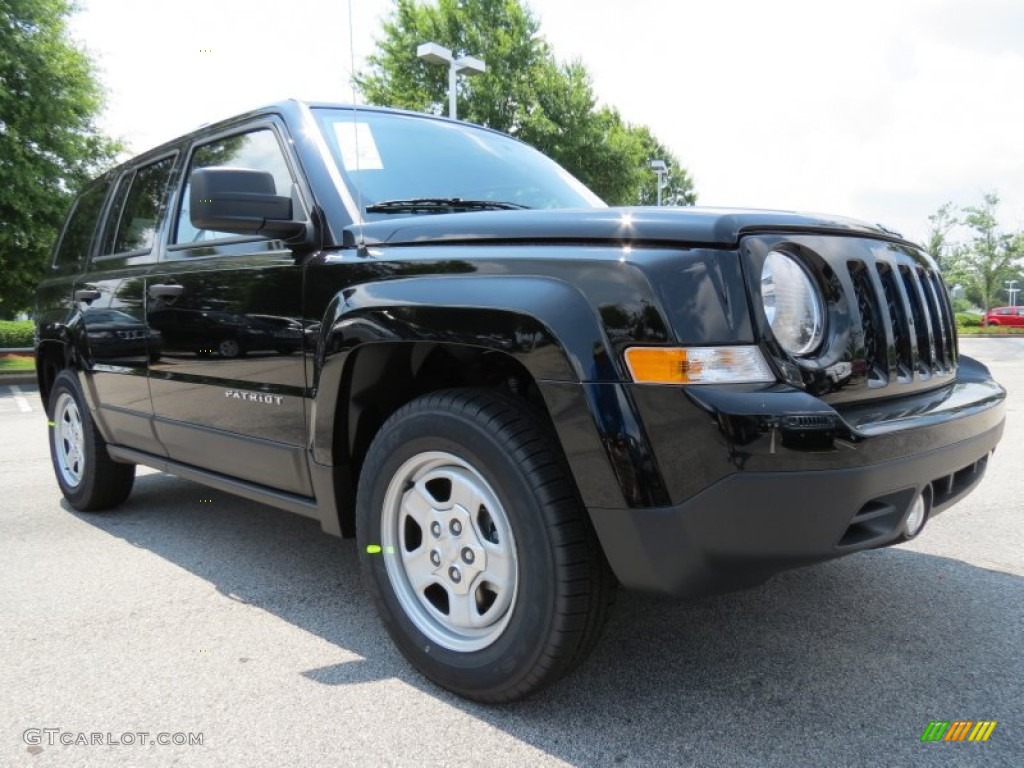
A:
[[148, 283, 184, 298], [74, 288, 101, 303]]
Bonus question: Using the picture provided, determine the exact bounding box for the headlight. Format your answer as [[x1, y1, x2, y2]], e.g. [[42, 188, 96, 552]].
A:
[[760, 250, 824, 356]]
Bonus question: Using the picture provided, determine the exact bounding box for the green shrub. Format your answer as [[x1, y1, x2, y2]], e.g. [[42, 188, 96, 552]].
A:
[[951, 297, 974, 314], [0, 320, 34, 347], [956, 313, 982, 328]]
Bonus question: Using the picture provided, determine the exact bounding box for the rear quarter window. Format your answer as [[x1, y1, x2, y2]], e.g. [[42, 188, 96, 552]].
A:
[[52, 176, 115, 273]]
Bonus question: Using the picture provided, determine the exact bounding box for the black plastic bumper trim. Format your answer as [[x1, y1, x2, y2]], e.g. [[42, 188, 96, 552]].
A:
[[588, 419, 1003, 597]]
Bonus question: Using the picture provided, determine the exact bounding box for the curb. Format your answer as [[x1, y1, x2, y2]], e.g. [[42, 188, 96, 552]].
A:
[[0, 373, 37, 387]]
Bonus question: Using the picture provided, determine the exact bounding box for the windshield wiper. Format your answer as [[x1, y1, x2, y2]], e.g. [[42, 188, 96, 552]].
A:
[[364, 197, 531, 214]]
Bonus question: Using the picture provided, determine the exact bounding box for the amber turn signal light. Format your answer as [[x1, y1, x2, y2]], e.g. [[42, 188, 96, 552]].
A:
[[624, 346, 775, 385]]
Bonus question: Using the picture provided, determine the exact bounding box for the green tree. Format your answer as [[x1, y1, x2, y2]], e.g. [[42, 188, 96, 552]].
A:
[[355, 0, 695, 206], [629, 124, 696, 206], [926, 201, 958, 273], [934, 193, 1024, 315], [961, 193, 1024, 315], [0, 0, 121, 318]]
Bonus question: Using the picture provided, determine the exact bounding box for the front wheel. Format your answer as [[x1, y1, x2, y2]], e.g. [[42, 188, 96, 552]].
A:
[[48, 370, 135, 511], [357, 389, 615, 702], [217, 338, 242, 358]]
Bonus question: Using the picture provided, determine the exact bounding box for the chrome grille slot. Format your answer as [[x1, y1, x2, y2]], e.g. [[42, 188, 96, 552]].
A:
[[898, 265, 933, 376], [877, 262, 912, 381], [847, 260, 888, 385], [918, 268, 949, 371], [928, 270, 957, 369]]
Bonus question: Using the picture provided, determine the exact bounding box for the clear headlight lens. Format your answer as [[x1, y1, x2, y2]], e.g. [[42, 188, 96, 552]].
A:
[[760, 250, 824, 356]]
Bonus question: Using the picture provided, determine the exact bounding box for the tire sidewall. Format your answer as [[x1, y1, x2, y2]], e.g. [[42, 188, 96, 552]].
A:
[[357, 404, 560, 694], [48, 371, 97, 508]]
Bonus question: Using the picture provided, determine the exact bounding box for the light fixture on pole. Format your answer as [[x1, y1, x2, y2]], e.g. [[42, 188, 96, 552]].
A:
[[416, 42, 486, 121], [649, 159, 668, 207], [1006, 279, 1019, 307]]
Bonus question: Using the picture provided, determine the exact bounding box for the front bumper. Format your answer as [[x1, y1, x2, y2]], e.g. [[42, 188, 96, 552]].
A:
[[587, 356, 1006, 596]]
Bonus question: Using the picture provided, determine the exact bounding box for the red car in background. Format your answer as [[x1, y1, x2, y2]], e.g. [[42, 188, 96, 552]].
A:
[[985, 306, 1024, 326]]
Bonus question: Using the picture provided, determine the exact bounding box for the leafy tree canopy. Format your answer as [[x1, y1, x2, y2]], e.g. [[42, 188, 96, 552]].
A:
[[0, 0, 121, 318], [355, 0, 695, 206], [930, 193, 1024, 313]]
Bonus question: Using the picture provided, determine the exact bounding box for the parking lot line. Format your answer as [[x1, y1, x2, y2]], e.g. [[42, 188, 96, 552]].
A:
[[8, 385, 33, 413]]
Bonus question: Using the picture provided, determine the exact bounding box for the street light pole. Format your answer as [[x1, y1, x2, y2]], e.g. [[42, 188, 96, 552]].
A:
[[649, 159, 668, 207], [1006, 279, 1019, 307], [447, 63, 457, 120], [417, 42, 486, 121]]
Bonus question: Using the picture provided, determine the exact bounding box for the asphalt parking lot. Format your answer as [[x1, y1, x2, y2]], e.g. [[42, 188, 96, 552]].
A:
[[1, 338, 1021, 767]]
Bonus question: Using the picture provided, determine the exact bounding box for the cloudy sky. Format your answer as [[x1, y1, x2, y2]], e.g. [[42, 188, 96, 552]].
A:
[[70, 0, 1024, 245]]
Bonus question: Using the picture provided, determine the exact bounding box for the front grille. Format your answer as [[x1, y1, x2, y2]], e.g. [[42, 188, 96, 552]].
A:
[[845, 253, 957, 385]]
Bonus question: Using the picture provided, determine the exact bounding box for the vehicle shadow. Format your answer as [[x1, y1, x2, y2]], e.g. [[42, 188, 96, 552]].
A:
[[75, 471, 1023, 767]]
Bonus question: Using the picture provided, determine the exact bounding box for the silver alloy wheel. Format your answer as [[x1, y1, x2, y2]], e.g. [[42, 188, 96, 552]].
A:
[[54, 391, 85, 488], [380, 451, 519, 652]]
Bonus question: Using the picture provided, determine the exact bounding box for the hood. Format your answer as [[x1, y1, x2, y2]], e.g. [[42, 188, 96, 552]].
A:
[[342, 206, 914, 249]]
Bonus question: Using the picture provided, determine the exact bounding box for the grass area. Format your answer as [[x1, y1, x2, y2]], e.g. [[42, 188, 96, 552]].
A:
[[957, 326, 1024, 336], [0, 354, 35, 373]]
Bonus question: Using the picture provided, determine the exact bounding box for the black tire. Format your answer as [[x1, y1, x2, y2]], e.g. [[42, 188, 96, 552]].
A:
[[356, 389, 616, 702], [48, 370, 135, 511]]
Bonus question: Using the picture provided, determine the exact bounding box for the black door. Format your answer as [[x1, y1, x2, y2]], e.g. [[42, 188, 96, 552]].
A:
[[74, 154, 177, 454], [146, 124, 311, 495]]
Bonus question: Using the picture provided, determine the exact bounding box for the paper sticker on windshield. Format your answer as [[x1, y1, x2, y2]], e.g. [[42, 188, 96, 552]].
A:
[[333, 121, 384, 171]]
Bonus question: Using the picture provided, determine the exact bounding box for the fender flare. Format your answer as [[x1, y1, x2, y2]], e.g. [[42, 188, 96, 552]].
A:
[[308, 274, 667, 512], [310, 274, 617, 461]]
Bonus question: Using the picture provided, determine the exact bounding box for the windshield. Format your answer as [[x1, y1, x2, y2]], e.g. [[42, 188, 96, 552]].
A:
[[312, 108, 605, 220]]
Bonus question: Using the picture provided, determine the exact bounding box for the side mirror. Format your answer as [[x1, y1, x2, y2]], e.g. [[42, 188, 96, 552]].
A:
[[189, 167, 307, 240]]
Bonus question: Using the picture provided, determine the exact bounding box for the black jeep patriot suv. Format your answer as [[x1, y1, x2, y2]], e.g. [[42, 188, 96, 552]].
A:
[[35, 101, 1006, 702]]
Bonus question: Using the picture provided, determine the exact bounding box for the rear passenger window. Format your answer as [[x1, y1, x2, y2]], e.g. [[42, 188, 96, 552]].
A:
[[52, 177, 114, 271], [174, 129, 293, 245], [99, 155, 176, 256]]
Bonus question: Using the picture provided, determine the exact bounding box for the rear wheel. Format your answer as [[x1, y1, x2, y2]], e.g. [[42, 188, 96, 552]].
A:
[[357, 389, 616, 702], [48, 370, 135, 511]]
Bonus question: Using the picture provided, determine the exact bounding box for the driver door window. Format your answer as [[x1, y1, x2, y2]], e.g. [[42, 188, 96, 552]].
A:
[[174, 129, 294, 245]]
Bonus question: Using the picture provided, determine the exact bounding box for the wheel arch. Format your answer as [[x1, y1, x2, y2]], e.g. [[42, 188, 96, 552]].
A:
[[309, 274, 620, 539], [35, 340, 68, 406]]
